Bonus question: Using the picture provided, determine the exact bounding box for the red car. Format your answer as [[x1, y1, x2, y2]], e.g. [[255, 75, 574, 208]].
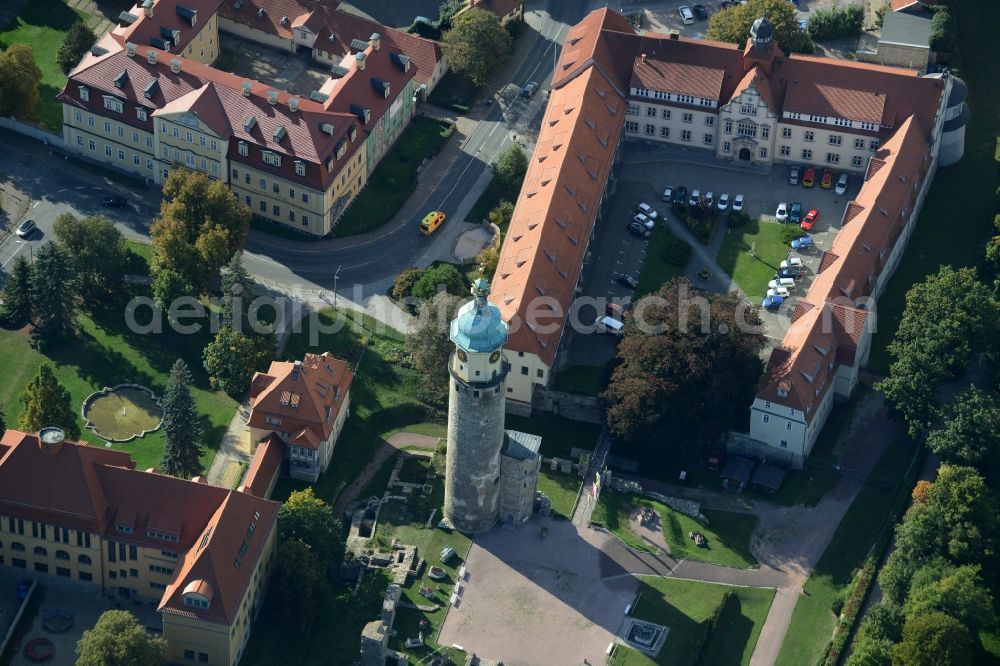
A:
[[800, 208, 820, 230], [821, 168, 834, 189], [802, 167, 816, 188]]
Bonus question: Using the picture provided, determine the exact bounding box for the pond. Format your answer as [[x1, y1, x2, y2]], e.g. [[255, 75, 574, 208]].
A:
[[82, 385, 163, 442]]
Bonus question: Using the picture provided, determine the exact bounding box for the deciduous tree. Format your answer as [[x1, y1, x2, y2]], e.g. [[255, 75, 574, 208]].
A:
[[151, 169, 250, 294], [19, 364, 80, 439], [706, 0, 813, 53], [76, 609, 167, 666], [57, 20, 96, 74], [904, 564, 995, 633], [202, 325, 272, 396], [160, 359, 203, 478], [0, 254, 32, 328], [0, 44, 43, 119], [30, 242, 77, 343], [391, 267, 421, 302], [892, 612, 973, 666], [405, 291, 462, 398], [926, 386, 1000, 480], [151, 267, 194, 309], [277, 488, 343, 569], [877, 266, 998, 436], [54, 213, 129, 302], [442, 9, 511, 87], [411, 263, 467, 300], [269, 539, 329, 629], [601, 278, 765, 458], [495, 145, 528, 194], [487, 200, 516, 229]]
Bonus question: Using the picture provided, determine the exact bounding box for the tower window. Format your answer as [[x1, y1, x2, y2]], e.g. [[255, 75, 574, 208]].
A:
[[473, 390, 480, 398], [521, 367, 528, 375]]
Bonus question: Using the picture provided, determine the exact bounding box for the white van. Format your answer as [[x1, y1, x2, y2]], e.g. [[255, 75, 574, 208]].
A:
[[598, 316, 624, 337]]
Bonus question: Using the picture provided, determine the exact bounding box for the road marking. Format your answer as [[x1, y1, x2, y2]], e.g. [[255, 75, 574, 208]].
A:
[[32, 201, 39, 208], [1, 242, 29, 269]]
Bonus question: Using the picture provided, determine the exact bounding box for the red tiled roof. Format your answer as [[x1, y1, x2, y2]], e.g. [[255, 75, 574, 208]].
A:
[[0, 431, 278, 626], [784, 83, 886, 125], [731, 66, 777, 112], [892, 0, 936, 10], [115, 0, 225, 55], [630, 56, 725, 101], [248, 352, 353, 448]]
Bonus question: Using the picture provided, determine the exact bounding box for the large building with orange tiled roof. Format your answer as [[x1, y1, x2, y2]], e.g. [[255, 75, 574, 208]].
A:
[[0, 427, 278, 666], [57, 0, 444, 236], [491, 8, 966, 458]]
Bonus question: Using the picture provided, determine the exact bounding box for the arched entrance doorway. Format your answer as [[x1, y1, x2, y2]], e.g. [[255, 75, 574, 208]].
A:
[[738, 147, 752, 161]]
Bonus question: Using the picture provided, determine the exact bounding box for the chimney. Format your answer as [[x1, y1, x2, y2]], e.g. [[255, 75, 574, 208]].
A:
[[370, 32, 381, 51], [242, 80, 252, 97], [125, 42, 137, 57], [147, 50, 158, 65], [355, 52, 366, 71], [267, 90, 279, 105], [288, 96, 299, 112], [143, 0, 154, 19], [170, 58, 182, 74], [668, 30, 679, 40], [38, 427, 66, 456], [640, 53, 646, 62]]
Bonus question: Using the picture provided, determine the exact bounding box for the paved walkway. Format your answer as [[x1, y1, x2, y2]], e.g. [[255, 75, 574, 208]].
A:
[[205, 400, 252, 487], [331, 432, 440, 514], [660, 209, 741, 295]]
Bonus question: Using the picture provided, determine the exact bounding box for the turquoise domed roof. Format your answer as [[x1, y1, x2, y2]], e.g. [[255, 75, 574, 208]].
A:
[[450, 278, 508, 353]]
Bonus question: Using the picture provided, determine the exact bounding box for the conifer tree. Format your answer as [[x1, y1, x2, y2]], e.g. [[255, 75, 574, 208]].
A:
[[220, 251, 257, 331], [30, 243, 77, 342], [19, 365, 80, 438], [0, 254, 32, 327], [160, 359, 203, 478]]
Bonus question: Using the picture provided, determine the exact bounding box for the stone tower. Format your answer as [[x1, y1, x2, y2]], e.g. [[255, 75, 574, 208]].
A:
[[443, 278, 509, 534]]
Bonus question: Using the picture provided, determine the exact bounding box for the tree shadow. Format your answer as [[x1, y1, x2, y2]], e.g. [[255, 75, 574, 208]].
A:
[[0, 0, 80, 36], [698, 594, 756, 665], [45, 327, 151, 390]]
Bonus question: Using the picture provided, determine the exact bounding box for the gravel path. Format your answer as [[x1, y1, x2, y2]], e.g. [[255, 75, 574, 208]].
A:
[[331, 432, 440, 513]]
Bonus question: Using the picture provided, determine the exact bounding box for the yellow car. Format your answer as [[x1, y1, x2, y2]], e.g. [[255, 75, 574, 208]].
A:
[[419, 211, 446, 235]]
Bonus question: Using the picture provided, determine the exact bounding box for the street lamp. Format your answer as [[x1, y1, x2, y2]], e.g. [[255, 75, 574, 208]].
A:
[[332, 265, 342, 308]]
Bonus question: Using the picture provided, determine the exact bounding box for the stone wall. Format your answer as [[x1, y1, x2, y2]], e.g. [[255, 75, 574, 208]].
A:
[[532, 388, 603, 424]]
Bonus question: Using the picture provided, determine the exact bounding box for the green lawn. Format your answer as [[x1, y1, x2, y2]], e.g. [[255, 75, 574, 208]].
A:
[[716, 218, 788, 297], [0, 308, 236, 472], [504, 412, 602, 459], [636, 224, 690, 297], [398, 454, 431, 484], [775, 433, 917, 666], [333, 118, 455, 237], [0, 0, 89, 131], [610, 577, 775, 666], [867, 0, 1000, 374], [536, 468, 582, 519], [550, 363, 606, 396], [124, 240, 152, 275], [593, 490, 759, 568], [271, 307, 447, 505]]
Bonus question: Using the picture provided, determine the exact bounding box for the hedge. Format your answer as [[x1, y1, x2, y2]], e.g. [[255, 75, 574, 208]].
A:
[[807, 5, 864, 41]]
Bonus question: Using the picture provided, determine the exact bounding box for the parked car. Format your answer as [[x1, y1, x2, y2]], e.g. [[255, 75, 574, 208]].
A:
[[789, 202, 803, 225], [678, 5, 695, 24], [636, 202, 658, 220], [688, 189, 701, 207], [616, 274, 639, 290], [633, 213, 655, 230], [788, 166, 800, 186], [704, 191, 714, 208], [769, 277, 796, 289], [762, 294, 784, 310], [732, 194, 745, 212], [767, 286, 791, 299], [775, 202, 789, 222], [781, 257, 804, 271], [662, 186, 674, 202], [627, 221, 651, 238], [693, 4, 708, 19], [717, 193, 730, 212], [672, 185, 688, 205], [800, 208, 820, 230], [803, 167, 816, 188], [821, 168, 834, 189], [102, 195, 127, 208], [775, 267, 799, 279], [791, 236, 814, 250], [15, 219, 35, 238], [521, 81, 538, 98], [835, 172, 849, 195]]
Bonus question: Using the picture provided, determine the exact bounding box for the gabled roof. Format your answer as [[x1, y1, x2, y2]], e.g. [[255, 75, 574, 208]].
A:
[[730, 65, 777, 112], [159, 490, 278, 624], [630, 55, 725, 101], [880, 10, 933, 48], [113, 0, 225, 55], [248, 352, 353, 448]]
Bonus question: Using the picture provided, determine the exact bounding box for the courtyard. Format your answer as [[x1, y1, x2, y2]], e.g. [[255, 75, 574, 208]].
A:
[[213, 36, 328, 99]]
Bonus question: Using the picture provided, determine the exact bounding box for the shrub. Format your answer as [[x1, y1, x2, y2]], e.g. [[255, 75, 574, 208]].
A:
[[807, 5, 864, 40], [411, 263, 467, 300], [685, 216, 715, 244], [782, 224, 804, 244], [671, 202, 688, 217], [391, 267, 421, 301], [930, 8, 955, 52], [729, 210, 751, 227], [663, 238, 693, 267]]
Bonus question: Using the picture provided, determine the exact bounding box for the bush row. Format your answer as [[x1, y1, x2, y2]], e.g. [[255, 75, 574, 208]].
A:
[[807, 5, 864, 40]]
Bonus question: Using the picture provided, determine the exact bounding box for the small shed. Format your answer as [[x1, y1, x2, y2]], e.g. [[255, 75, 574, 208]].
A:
[[750, 463, 787, 494], [720, 457, 754, 492]]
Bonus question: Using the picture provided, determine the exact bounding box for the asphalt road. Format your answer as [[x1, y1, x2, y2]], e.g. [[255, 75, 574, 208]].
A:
[[0, 0, 598, 299]]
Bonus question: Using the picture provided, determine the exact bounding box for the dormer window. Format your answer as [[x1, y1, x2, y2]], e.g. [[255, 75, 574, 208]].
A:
[[238, 141, 248, 157], [183, 595, 210, 608], [79, 85, 90, 102], [777, 388, 788, 397], [262, 150, 281, 167], [136, 107, 147, 121], [103, 96, 124, 113], [295, 161, 305, 176]]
